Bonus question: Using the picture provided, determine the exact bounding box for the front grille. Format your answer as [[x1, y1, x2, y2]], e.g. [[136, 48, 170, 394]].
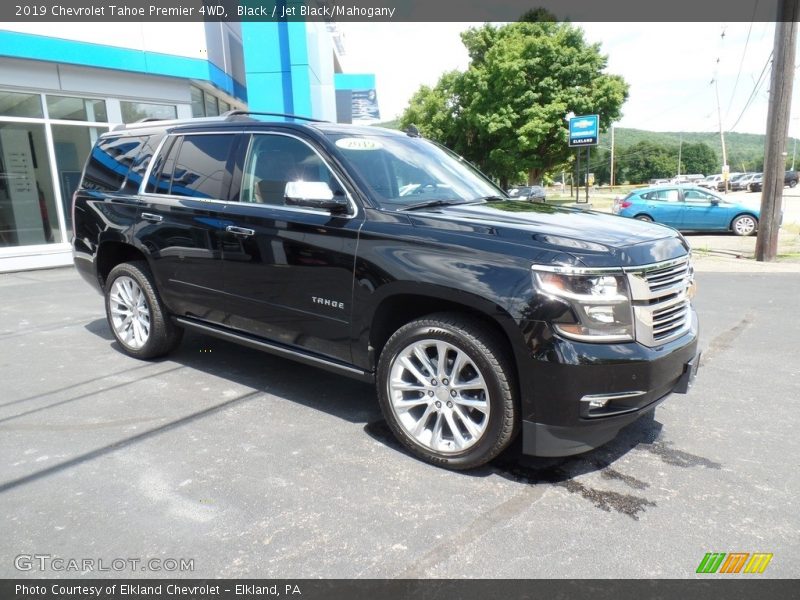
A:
[[644, 257, 691, 292], [625, 256, 693, 347], [652, 298, 691, 341]]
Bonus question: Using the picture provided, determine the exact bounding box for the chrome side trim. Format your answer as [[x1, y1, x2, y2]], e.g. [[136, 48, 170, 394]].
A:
[[175, 317, 373, 382], [580, 391, 646, 403]]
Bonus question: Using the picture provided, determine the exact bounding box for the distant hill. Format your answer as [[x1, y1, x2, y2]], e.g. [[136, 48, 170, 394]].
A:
[[374, 118, 401, 130], [600, 128, 799, 172], [372, 121, 800, 172]]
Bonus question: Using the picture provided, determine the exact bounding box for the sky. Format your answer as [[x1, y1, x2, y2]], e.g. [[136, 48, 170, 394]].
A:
[[337, 22, 794, 137]]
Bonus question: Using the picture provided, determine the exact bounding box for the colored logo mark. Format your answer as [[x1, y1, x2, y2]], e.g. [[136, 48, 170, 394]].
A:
[[696, 552, 773, 574]]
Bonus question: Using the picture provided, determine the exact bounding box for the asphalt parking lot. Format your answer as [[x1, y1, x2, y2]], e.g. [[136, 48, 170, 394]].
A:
[[1, 266, 798, 578]]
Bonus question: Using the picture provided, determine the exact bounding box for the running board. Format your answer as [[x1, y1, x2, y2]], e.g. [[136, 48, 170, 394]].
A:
[[175, 317, 374, 383]]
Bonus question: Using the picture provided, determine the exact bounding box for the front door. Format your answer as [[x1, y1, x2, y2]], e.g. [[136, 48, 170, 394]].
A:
[[220, 132, 363, 364], [680, 188, 724, 230]]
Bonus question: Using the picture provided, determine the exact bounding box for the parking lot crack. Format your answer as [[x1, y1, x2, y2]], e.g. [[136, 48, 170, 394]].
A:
[[392, 486, 546, 578]]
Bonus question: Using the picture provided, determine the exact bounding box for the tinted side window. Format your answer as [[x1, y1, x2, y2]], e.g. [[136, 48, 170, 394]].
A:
[[146, 137, 178, 194], [81, 135, 149, 192], [122, 134, 162, 193], [240, 134, 336, 205], [170, 134, 235, 199]]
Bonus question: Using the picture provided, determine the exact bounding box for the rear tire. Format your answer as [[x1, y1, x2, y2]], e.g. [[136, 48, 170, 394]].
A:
[[376, 313, 518, 470], [634, 214, 653, 222], [731, 214, 758, 237], [790, 180, 797, 188], [104, 261, 183, 359]]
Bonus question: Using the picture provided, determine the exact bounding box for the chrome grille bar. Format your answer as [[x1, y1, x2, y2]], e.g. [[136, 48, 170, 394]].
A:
[[626, 255, 693, 347]]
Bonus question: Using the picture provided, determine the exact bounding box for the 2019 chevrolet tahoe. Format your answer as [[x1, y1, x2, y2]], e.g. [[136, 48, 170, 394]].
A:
[[72, 112, 700, 470]]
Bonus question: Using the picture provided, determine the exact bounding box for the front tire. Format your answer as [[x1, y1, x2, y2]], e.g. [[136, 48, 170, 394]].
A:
[[731, 214, 758, 236], [376, 313, 518, 470], [105, 261, 183, 359]]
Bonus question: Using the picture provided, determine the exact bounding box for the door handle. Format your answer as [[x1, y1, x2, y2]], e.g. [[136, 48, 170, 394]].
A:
[[225, 225, 255, 237], [141, 212, 163, 223]]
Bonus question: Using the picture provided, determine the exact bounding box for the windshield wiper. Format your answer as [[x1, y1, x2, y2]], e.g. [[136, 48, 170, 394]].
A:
[[399, 199, 471, 211], [472, 195, 506, 202]]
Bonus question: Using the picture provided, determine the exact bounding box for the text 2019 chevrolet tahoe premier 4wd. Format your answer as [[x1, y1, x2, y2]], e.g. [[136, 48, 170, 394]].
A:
[[72, 112, 700, 470]]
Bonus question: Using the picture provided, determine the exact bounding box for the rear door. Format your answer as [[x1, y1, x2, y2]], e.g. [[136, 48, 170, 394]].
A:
[[136, 132, 237, 322], [642, 188, 682, 226], [219, 131, 363, 364]]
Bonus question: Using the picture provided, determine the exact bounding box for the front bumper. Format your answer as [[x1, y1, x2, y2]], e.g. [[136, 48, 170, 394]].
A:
[[519, 311, 699, 457]]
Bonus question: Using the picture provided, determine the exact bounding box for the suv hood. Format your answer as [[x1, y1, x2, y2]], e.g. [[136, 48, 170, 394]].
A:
[[406, 201, 689, 266], [409, 202, 677, 246]]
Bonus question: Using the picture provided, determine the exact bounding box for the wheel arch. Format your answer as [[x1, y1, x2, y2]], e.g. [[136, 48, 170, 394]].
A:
[[365, 287, 524, 386], [96, 241, 148, 289]]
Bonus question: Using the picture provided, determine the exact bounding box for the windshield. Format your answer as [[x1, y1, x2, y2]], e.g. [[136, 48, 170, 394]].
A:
[[327, 133, 504, 209]]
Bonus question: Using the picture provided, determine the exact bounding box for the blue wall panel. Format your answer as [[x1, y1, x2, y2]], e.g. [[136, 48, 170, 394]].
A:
[[0, 30, 247, 102]]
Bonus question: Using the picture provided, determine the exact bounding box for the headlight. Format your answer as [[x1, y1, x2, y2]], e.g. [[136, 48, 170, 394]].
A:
[[532, 266, 634, 342]]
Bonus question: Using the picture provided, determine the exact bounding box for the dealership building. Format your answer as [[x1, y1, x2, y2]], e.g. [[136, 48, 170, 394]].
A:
[[0, 21, 379, 272]]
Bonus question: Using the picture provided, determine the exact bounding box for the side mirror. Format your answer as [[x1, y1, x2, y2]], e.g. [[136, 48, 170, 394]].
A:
[[710, 198, 720, 206], [284, 181, 348, 213]]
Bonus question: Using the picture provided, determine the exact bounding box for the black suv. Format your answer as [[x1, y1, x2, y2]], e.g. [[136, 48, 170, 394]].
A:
[[72, 112, 700, 470]]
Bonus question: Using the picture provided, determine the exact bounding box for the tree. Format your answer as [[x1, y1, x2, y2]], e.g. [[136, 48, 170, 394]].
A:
[[400, 22, 629, 188], [680, 142, 717, 175], [592, 149, 621, 185], [623, 141, 677, 183]]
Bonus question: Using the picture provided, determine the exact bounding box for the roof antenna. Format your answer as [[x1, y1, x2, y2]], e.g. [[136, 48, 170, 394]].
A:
[[405, 124, 420, 138]]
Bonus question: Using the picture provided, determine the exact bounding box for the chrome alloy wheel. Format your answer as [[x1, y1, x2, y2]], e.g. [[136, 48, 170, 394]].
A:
[[109, 276, 151, 349], [734, 215, 757, 235], [388, 340, 491, 454]]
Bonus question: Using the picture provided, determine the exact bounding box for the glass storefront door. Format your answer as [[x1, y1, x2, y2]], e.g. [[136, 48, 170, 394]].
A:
[[0, 121, 61, 247], [51, 124, 104, 235]]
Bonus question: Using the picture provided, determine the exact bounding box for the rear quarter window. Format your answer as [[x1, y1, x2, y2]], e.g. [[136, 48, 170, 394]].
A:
[[80, 135, 150, 192], [147, 134, 235, 199]]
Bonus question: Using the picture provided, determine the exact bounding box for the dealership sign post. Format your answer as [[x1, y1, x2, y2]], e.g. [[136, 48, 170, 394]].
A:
[[569, 114, 599, 203]]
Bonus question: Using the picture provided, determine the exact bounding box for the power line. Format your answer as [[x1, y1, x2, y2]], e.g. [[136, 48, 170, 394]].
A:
[[728, 49, 773, 132], [724, 1, 760, 121]]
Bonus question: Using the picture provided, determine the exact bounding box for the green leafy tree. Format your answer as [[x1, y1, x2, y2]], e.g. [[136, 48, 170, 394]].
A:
[[400, 21, 629, 188], [623, 141, 678, 183], [680, 142, 717, 175]]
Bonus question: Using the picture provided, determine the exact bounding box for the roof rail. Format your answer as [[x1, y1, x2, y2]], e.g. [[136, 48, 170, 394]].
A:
[[133, 117, 167, 123], [222, 110, 329, 123]]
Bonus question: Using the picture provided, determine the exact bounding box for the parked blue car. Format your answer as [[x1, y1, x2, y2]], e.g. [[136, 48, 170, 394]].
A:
[[612, 185, 761, 236]]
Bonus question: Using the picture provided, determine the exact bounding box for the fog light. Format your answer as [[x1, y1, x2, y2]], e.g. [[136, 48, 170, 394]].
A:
[[588, 397, 610, 409]]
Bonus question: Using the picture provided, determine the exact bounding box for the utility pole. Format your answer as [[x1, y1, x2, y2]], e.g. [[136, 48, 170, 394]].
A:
[[610, 126, 615, 190], [677, 133, 683, 179], [585, 146, 590, 202], [714, 77, 729, 192], [757, 2, 798, 262]]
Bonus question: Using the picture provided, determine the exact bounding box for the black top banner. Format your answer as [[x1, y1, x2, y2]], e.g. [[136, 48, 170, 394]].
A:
[[0, 0, 790, 22]]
